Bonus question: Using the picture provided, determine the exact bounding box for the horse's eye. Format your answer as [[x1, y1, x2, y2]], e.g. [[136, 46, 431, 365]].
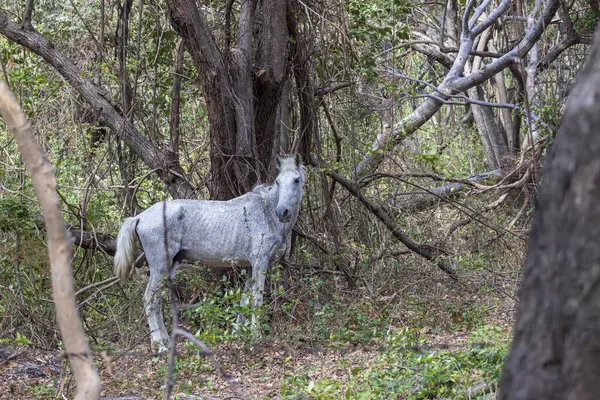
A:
[[294, 178, 300, 184]]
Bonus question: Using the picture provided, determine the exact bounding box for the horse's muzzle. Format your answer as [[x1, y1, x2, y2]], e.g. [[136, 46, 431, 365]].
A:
[[276, 207, 291, 223]]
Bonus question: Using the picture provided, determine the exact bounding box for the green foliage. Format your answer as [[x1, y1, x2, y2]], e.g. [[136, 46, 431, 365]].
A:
[[182, 287, 262, 345], [24, 379, 59, 400], [281, 325, 510, 399], [348, 0, 411, 79], [448, 303, 489, 332], [0, 331, 34, 346], [282, 277, 390, 346], [534, 98, 563, 140], [410, 128, 485, 178], [349, 0, 410, 43], [455, 252, 498, 273], [574, 9, 598, 32], [315, 301, 387, 346], [414, 142, 451, 173], [0, 197, 39, 235]]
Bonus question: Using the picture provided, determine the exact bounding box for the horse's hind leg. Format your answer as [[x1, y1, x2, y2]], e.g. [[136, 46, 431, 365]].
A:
[[144, 260, 170, 353], [247, 258, 269, 339]]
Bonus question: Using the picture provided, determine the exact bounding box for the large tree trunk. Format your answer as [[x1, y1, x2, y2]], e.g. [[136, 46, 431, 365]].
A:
[[254, 0, 289, 180], [165, 0, 238, 199], [499, 26, 600, 400], [166, 0, 291, 198], [288, 0, 318, 160]]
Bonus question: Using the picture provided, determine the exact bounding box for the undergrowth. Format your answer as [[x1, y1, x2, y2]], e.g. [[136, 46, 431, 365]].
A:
[[280, 324, 510, 400]]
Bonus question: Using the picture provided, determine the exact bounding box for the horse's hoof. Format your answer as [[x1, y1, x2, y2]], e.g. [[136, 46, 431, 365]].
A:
[[152, 341, 171, 355]]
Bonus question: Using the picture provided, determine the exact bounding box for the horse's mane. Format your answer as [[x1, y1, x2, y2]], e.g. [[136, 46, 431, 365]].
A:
[[277, 156, 298, 172], [252, 183, 274, 193]]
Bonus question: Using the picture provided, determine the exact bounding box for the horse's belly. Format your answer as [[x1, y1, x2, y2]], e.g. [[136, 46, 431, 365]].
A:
[[177, 249, 251, 268]]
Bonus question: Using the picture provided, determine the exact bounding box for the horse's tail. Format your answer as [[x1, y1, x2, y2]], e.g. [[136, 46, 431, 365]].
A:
[[114, 217, 139, 282]]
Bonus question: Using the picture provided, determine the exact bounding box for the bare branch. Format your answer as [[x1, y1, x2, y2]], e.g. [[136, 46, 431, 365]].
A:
[[387, 34, 505, 61], [537, 34, 592, 71], [462, 0, 477, 34], [353, 0, 560, 177], [385, 170, 503, 212], [74, 277, 120, 298], [0, 80, 101, 399], [315, 82, 355, 96], [21, 0, 34, 30], [67, 225, 117, 256], [459, 0, 560, 88], [383, 69, 519, 109], [471, 0, 512, 36], [412, 93, 518, 108], [468, 0, 494, 29]]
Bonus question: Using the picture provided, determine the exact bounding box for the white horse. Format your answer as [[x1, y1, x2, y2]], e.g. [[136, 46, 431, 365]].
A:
[[113, 155, 305, 352]]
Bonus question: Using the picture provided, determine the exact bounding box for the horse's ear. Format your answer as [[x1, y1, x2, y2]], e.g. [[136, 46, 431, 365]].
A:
[[295, 153, 303, 167]]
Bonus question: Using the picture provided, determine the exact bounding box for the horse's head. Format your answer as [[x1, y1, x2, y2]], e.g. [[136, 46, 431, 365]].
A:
[[274, 154, 305, 223]]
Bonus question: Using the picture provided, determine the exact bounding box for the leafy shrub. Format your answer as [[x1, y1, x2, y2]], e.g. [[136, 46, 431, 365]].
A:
[[182, 287, 264, 345]]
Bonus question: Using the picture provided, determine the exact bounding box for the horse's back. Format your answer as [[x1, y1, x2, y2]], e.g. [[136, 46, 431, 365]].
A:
[[135, 197, 270, 267]]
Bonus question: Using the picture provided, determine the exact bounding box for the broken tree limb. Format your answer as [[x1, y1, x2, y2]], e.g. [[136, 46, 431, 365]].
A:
[[388, 170, 502, 212], [67, 224, 118, 256], [66, 225, 147, 267], [0, 80, 101, 399]]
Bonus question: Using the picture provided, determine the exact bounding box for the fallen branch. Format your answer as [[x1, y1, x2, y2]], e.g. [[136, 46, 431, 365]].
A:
[[389, 170, 503, 211], [67, 224, 118, 256], [66, 224, 149, 267]]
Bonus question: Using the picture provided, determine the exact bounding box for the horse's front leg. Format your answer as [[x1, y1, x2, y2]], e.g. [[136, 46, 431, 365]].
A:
[[234, 267, 253, 330]]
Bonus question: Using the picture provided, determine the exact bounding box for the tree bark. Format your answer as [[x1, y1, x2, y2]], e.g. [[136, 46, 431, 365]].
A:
[[166, 0, 291, 192], [166, 0, 239, 199], [466, 27, 511, 169], [169, 39, 185, 158], [230, 0, 258, 190], [288, 0, 318, 159], [0, 12, 195, 199], [0, 81, 101, 399], [499, 26, 600, 400], [254, 0, 289, 179]]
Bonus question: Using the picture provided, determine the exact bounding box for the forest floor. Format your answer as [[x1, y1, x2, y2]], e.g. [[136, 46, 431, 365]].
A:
[[0, 325, 509, 400]]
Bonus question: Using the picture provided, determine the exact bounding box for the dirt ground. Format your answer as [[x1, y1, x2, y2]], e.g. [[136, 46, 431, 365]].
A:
[[0, 329, 478, 400]]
